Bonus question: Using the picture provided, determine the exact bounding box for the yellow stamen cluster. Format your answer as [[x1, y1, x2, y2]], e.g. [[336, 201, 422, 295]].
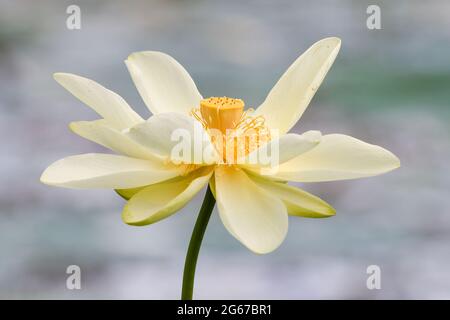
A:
[[191, 97, 271, 164]]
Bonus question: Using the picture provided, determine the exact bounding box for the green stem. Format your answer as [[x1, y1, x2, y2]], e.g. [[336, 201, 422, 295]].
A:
[[181, 185, 216, 300]]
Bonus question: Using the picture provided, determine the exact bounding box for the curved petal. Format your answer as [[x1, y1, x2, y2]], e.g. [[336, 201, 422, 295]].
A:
[[116, 186, 145, 201], [240, 131, 321, 171], [122, 167, 213, 226], [255, 37, 341, 134], [54, 73, 143, 130], [125, 51, 202, 115], [126, 113, 219, 165], [215, 166, 288, 254], [116, 174, 190, 200], [272, 134, 401, 182], [69, 120, 163, 161], [40, 153, 183, 189], [249, 175, 335, 218]]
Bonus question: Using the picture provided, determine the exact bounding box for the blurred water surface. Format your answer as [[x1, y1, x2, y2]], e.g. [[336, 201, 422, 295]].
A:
[[0, 0, 450, 299]]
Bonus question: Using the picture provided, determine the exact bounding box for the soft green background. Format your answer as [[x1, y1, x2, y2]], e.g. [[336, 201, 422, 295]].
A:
[[0, 0, 449, 299]]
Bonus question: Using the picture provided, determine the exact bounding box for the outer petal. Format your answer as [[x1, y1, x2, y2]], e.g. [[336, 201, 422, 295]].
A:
[[53, 73, 143, 130], [255, 37, 341, 134], [240, 131, 321, 171], [40, 153, 183, 189], [249, 175, 335, 218], [126, 113, 219, 165], [272, 134, 401, 182], [116, 174, 188, 200], [122, 167, 213, 226], [125, 51, 202, 115], [215, 166, 288, 254]]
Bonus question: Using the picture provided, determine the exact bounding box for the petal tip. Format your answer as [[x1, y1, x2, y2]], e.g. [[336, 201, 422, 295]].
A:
[[126, 50, 166, 62], [325, 205, 337, 216], [68, 121, 78, 132], [321, 36, 341, 47], [121, 201, 153, 226], [246, 235, 287, 255], [39, 170, 48, 184], [121, 206, 141, 226], [53, 72, 67, 82], [383, 149, 401, 171], [40, 166, 56, 186]]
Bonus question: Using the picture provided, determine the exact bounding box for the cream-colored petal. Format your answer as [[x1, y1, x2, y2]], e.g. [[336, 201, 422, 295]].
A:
[[255, 38, 341, 134], [273, 134, 401, 182], [240, 131, 321, 171], [122, 167, 213, 226], [54, 73, 143, 130], [126, 113, 219, 164], [69, 120, 162, 161], [40, 153, 183, 189], [249, 175, 335, 218], [125, 51, 202, 115], [215, 166, 288, 254]]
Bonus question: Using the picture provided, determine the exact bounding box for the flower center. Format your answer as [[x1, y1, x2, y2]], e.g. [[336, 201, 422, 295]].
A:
[[191, 97, 271, 164]]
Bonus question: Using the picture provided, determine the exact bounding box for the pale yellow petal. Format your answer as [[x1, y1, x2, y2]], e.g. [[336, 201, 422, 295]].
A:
[[70, 120, 162, 161], [125, 51, 202, 115], [273, 134, 401, 182], [215, 166, 288, 254], [40, 153, 182, 189], [240, 131, 321, 171], [255, 38, 341, 133], [126, 113, 219, 165], [54, 73, 143, 130], [116, 175, 189, 200], [249, 175, 335, 218], [116, 186, 145, 201], [122, 167, 213, 226]]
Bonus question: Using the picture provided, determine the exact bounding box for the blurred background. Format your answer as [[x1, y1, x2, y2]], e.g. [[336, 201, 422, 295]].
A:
[[0, 0, 449, 299]]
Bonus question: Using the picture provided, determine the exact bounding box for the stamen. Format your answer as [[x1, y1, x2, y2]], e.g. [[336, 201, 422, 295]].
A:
[[190, 108, 208, 129]]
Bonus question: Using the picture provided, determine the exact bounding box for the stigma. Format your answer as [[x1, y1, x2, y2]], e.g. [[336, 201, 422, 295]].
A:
[[199, 97, 245, 133]]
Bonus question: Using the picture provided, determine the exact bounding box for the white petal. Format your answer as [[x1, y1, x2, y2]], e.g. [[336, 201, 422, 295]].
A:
[[54, 73, 143, 130], [273, 134, 401, 182], [40, 153, 183, 189], [215, 166, 288, 254], [249, 175, 335, 218], [126, 113, 219, 164], [122, 167, 213, 226], [255, 38, 341, 133], [70, 120, 162, 161], [125, 51, 202, 115], [240, 131, 321, 171]]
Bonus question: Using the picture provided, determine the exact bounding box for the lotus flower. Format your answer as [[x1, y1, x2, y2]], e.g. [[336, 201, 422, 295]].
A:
[[41, 37, 399, 260]]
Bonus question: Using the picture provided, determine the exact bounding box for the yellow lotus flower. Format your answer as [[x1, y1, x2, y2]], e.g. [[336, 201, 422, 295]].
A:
[[41, 37, 400, 256]]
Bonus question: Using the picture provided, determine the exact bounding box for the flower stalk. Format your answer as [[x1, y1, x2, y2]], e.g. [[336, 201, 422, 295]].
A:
[[181, 185, 216, 300]]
